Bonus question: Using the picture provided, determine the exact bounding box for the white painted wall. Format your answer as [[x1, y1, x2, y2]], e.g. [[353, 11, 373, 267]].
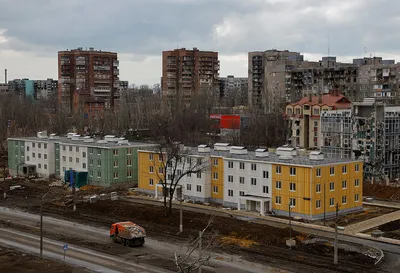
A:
[[59, 143, 88, 180], [223, 159, 272, 204], [25, 140, 55, 177]]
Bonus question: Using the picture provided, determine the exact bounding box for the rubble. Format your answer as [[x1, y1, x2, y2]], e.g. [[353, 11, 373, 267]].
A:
[[49, 181, 65, 187]]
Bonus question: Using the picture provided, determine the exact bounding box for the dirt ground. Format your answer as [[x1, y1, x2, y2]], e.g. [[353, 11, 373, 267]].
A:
[[379, 220, 400, 240], [0, 246, 86, 273], [0, 178, 380, 272], [363, 183, 400, 200]]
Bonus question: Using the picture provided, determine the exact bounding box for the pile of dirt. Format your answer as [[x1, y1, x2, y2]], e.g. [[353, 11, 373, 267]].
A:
[[0, 246, 85, 273], [363, 184, 400, 200]]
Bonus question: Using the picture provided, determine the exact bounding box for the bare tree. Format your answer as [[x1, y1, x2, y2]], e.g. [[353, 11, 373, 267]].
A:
[[174, 216, 215, 273], [153, 141, 210, 217]]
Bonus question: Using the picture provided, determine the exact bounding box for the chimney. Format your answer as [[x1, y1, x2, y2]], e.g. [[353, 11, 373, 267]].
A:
[[308, 92, 312, 102]]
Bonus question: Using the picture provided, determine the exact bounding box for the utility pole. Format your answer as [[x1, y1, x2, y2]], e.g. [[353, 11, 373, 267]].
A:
[[289, 204, 292, 243], [40, 192, 48, 259], [334, 203, 339, 265], [179, 197, 183, 233], [323, 183, 326, 226], [198, 230, 202, 273]]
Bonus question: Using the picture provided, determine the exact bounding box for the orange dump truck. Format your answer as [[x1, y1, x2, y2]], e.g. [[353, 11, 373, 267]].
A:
[[110, 221, 146, 247]]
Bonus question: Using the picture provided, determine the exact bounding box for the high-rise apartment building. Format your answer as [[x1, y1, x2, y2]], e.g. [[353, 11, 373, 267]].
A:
[[162, 48, 219, 106], [220, 76, 248, 107], [7, 78, 58, 100], [58, 47, 120, 111]]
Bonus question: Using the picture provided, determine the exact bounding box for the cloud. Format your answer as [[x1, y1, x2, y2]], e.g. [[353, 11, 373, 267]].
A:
[[0, 0, 399, 84]]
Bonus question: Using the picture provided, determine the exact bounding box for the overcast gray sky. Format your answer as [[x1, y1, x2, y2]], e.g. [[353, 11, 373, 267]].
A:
[[1, 0, 399, 85]]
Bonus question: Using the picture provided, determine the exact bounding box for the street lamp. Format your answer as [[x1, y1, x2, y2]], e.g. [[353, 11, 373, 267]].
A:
[[40, 192, 49, 259]]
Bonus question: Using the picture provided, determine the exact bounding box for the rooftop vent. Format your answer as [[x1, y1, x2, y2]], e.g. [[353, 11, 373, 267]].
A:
[[72, 134, 81, 141], [97, 140, 108, 144], [255, 148, 269, 157], [49, 133, 59, 140], [118, 139, 129, 145], [67, 132, 75, 139], [37, 131, 48, 139], [214, 143, 230, 151], [277, 146, 296, 160], [198, 144, 211, 153], [309, 151, 324, 161], [104, 135, 118, 142], [83, 136, 94, 143], [230, 146, 248, 155]]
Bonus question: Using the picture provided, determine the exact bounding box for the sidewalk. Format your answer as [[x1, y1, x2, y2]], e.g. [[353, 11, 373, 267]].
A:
[[363, 199, 400, 209], [345, 209, 400, 235]]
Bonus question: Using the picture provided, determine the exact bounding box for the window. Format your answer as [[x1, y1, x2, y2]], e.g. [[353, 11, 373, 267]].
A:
[[228, 161, 233, 168], [38, 153, 41, 159], [32, 153, 36, 158], [76, 158, 79, 163], [69, 146, 72, 152], [213, 158, 218, 166], [276, 181, 282, 189], [167, 174, 172, 180], [149, 166, 154, 173], [44, 154, 47, 160], [97, 160, 101, 166], [63, 167, 66, 172], [89, 159, 93, 165], [43, 164, 47, 170], [158, 154, 163, 162], [113, 149, 118, 156], [69, 157, 72, 162], [290, 198, 296, 207], [97, 171, 101, 178], [62, 145, 65, 151], [197, 185, 202, 192], [355, 193, 359, 202], [213, 186, 218, 193], [149, 178, 154, 185], [27, 156, 30, 161], [228, 175, 233, 182], [275, 196, 281, 204], [263, 186, 269, 194], [239, 191, 245, 196], [290, 167, 296, 176], [355, 179, 360, 187], [187, 172, 191, 177], [251, 178, 257, 185], [82, 152, 86, 158], [149, 153, 154, 160], [38, 163, 41, 169], [313, 108, 320, 115], [342, 196, 347, 204], [127, 148, 132, 155], [158, 167, 163, 174], [342, 165, 347, 174], [89, 148, 93, 154], [240, 162, 245, 169], [27, 146, 30, 152], [97, 149, 101, 155], [197, 158, 202, 165], [127, 159, 132, 166], [89, 170, 93, 177], [316, 200, 321, 209], [76, 147, 79, 152], [83, 163, 86, 169], [62, 156, 66, 162], [228, 189, 233, 197], [114, 161, 118, 167], [330, 167, 335, 175], [276, 166, 281, 174], [290, 182, 296, 192], [330, 198, 334, 207], [239, 177, 245, 184], [342, 180, 347, 189], [177, 169, 182, 176], [316, 168, 321, 177], [263, 171, 269, 179], [316, 184, 321, 193], [127, 170, 132, 177], [355, 164, 360, 172], [187, 184, 192, 191], [38, 143, 41, 148], [330, 182, 335, 191], [44, 144, 47, 149], [213, 172, 218, 180], [186, 157, 192, 164], [32, 143, 35, 148], [251, 163, 257, 171], [197, 172, 202, 178], [113, 172, 118, 179]]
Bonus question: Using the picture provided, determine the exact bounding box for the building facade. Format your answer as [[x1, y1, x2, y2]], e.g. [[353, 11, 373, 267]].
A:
[[162, 47, 220, 106], [285, 90, 352, 149], [58, 47, 120, 111], [138, 144, 363, 220], [8, 133, 155, 187], [219, 76, 248, 107], [7, 78, 58, 100]]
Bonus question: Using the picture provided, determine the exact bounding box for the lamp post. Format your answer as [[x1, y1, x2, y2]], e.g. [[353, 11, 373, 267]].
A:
[[40, 192, 48, 259], [334, 203, 339, 265]]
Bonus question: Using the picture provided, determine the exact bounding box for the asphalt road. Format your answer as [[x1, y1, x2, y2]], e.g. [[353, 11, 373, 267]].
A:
[[0, 206, 282, 273]]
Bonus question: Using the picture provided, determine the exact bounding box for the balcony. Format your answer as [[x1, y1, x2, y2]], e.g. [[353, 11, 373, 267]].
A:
[[60, 78, 70, 83], [113, 60, 119, 67], [94, 88, 111, 93]]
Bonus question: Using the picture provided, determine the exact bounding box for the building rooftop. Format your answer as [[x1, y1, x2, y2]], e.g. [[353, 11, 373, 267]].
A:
[[8, 136, 155, 149], [290, 92, 351, 108], [140, 146, 361, 167]]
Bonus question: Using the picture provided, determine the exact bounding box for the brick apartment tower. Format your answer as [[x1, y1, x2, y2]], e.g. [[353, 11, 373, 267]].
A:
[[58, 47, 119, 111], [162, 47, 220, 106]]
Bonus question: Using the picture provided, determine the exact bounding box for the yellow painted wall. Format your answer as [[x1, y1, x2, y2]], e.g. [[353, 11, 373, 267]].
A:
[[211, 157, 224, 200], [272, 161, 363, 217], [138, 151, 164, 194], [272, 164, 311, 215]]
